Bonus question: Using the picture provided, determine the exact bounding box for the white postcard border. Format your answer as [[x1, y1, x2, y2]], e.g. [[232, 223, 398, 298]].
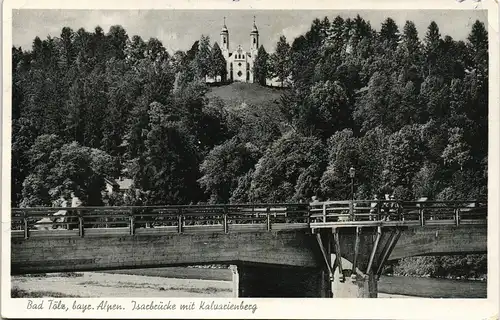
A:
[[2, 0, 499, 319]]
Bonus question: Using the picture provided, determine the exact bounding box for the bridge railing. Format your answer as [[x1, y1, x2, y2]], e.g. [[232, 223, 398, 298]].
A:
[[309, 200, 487, 226], [11, 203, 310, 239], [11, 200, 486, 238]]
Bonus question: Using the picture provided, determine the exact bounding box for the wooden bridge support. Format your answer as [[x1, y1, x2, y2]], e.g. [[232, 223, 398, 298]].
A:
[[313, 226, 403, 298]]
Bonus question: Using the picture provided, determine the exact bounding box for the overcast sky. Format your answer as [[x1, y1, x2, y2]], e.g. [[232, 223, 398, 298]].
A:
[[12, 10, 487, 53]]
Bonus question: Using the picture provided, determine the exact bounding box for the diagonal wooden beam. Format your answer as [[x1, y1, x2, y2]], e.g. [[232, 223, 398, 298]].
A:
[[315, 232, 333, 277], [332, 228, 345, 282], [374, 228, 397, 276], [351, 226, 362, 276], [376, 227, 396, 264], [376, 228, 402, 280], [366, 226, 382, 275]]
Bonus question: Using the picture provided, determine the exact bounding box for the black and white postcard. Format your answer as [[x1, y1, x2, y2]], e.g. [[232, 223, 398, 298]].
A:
[[1, 0, 498, 319]]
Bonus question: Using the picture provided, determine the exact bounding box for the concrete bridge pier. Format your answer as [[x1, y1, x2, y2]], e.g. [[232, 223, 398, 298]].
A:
[[330, 261, 378, 298], [315, 226, 402, 298]]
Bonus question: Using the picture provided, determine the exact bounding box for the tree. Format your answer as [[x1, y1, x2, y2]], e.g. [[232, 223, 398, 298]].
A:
[[353, 71, 394, 132], [423, 21, 442, 76], [130, 102, 202, 205], [193, 35, 212, 80], [396, 21, 423, 81], [198, 137, 259, 203], [125, 35, 147, 63], [253, 45, 269, 86], [269, 35, 291, 87], [302, 80, 350, 139], [209, 42, 227, 82], [249, 132, 325, 202], [379, 17, 400, 51], [467, 20, 488, 75], [106, 25, 128, 60], [145, 38, 168, 62], [441, 127, 471, 170], [20, 135, 118, 207], [320, 129, 359, 199], [59, 27, 75, 69], [383, 124, 425, 196]]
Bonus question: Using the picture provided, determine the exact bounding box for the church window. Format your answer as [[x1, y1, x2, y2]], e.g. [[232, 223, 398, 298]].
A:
[[238, 62, 242, 67], [253, 38, 256, 44], [237, 71, 243, 77], [230, 62, 233, 70], [224, 38, 226, 44]]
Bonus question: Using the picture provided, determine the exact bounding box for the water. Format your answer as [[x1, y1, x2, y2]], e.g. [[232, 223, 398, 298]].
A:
[[378, 275, 487, 298]]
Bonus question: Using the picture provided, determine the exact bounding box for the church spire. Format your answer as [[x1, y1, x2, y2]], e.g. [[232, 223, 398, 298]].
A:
[[221, 16, 229, 52], [251, 15, 258, 34], [221, 16, 228, 34]]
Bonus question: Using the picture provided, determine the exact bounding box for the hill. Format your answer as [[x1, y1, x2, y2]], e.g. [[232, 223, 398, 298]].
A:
[[206, 82, 286, 109]]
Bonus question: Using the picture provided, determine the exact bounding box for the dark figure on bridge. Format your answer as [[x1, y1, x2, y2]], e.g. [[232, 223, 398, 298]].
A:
[[370, 195, 379, 221], [388, 195, 400, 221], [381, 194, 391, 221]]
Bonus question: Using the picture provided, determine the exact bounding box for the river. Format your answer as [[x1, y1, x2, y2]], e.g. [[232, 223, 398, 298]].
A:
[[98, 267, 487, 298], [11, 267, 487, 298], [378, 275, 486, 298]]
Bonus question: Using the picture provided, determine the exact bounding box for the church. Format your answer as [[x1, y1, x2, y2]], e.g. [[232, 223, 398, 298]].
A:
[[219, 17, 259, 83]]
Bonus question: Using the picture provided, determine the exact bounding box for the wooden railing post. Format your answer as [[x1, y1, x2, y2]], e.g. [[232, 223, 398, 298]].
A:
[[78, 210, 84, 237], [129, 209, 135, 235], [420, 208, 425, 227], [306, 205, 311, 225], [177, 208, 183, 233], [322, 203, 326, 223], [455, 208, 460, 226], [350, 200, 355, 221], [23, 211, 29, 239], [266, 206, 271, 231], [223, 206, 228, 233], [377, 202, 381, 221], [399, 202, 403, 221]]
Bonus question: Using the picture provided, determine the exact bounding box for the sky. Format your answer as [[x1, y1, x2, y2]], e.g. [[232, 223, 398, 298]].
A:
[[12, 9, 487, 53]]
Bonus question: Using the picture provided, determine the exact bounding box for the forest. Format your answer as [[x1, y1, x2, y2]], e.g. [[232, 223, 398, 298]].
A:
[[11, 15, 488, 278]]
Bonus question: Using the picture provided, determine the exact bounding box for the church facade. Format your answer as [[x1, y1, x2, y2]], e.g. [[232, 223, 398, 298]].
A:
[[219, 19, 259, 83]]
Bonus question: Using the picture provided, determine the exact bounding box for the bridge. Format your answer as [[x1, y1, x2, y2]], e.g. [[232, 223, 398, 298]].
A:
[[10, 200, 487, 298]]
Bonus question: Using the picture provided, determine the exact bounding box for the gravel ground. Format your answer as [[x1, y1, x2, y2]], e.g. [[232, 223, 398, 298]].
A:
[[11, 272, 234, 298]]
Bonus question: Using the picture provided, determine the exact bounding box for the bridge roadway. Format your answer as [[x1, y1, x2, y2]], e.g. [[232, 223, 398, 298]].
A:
[[10, 200, 487, 297]]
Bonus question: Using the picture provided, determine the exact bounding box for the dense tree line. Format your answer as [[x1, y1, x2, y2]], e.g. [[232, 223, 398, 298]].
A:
[[12, 16, 488, 208]]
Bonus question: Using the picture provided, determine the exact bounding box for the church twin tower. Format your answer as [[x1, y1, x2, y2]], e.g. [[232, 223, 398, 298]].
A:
[[219, 17, 259, 83]]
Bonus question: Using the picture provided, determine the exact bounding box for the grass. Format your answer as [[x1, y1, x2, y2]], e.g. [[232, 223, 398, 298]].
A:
[[207, 82, 285, 110], [11, 287, 82, 298]]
